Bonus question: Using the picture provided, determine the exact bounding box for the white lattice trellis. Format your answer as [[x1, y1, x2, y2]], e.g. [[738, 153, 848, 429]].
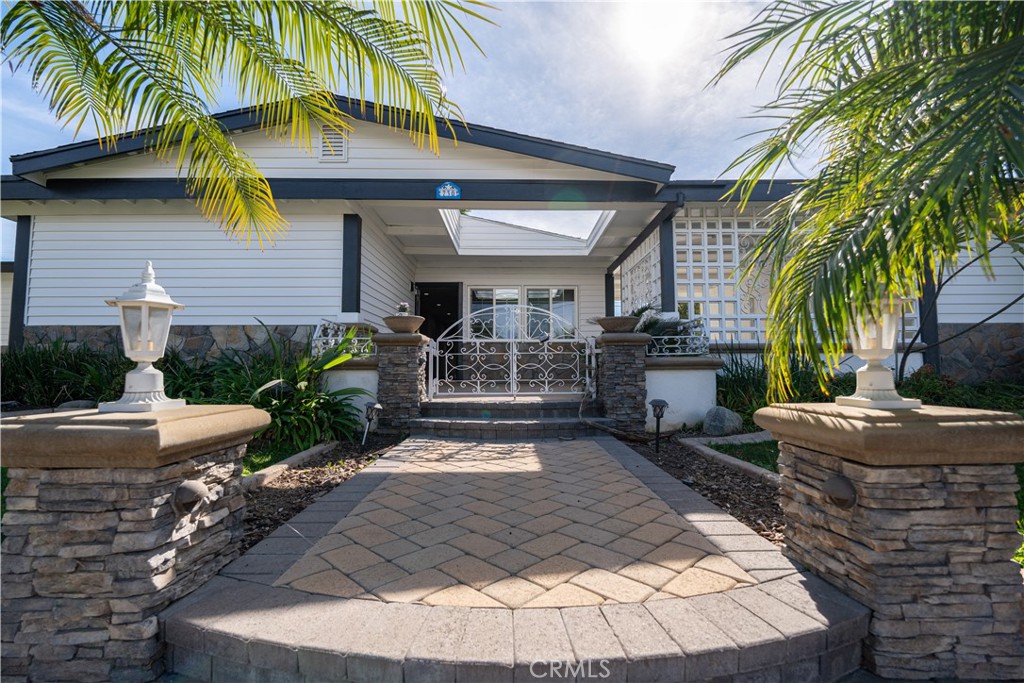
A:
[[675, 204, 918, 345], [620, 230, 660, 315]]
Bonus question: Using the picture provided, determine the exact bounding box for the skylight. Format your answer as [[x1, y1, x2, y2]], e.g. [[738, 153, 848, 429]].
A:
[[466, 210, 606, 239]]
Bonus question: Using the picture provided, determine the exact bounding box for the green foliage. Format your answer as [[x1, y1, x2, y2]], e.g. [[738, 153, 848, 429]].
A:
[[707, 441, 780, 473], [714, 1, 1024, 400], [1, 1, 493, 245], [2, 326, 367, 468], [0, 340, 133, 407], [170, 323, 366, 453], [716, 348, 1024, 432], [716, 348, 856, 431]]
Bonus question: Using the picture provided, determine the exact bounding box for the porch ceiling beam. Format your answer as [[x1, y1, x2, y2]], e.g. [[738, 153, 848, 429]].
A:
[[607, 202, 680, 273], [402, 246, 459, 255], [384, 225, 448, 236]]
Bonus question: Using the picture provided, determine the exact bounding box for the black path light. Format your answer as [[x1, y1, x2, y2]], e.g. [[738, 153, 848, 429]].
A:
[[649, 399, 668, 453], [363, 402, 383, 445]]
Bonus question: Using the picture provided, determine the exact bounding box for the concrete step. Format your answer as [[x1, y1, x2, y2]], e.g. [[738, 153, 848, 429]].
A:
[[409, 416, 611, 440], [161, 572, 869, 683], [420, 398, 586, 419]]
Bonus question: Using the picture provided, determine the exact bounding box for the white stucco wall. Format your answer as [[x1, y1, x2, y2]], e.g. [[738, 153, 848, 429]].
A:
[[645, 360, 720, 431]]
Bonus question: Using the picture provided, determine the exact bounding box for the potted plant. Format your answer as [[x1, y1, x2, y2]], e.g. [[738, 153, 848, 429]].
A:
[[383, 302, 424, 333]]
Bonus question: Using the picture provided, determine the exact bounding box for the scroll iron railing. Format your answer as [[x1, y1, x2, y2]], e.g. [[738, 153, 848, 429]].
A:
[[645, 318, 711, 356], [311, 320, 375, 358], [429, 305, 595, 397]]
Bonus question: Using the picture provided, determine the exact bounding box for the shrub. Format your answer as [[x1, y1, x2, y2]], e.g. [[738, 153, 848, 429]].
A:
[[1, 340, 133, 407], [2, 325, 367, 468]]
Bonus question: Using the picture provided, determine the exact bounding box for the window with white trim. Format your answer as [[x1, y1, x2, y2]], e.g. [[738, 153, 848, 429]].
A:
[[467, 286, 577, 339]]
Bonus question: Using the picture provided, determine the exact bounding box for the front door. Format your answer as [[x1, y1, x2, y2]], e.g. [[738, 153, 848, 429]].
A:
[[416, 282, 461, 340]]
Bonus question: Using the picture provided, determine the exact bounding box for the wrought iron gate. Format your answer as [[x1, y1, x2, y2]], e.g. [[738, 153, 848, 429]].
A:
[[428, 305, 594, 397]]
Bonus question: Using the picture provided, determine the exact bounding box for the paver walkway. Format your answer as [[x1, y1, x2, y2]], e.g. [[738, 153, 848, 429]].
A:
[[272, 439, 755, 607], [162, 436, 870, 682]]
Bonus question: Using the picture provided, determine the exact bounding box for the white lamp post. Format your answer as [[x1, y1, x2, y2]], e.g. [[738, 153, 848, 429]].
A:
[[98, 261, 186, 413], [835, 294, 921, 410]]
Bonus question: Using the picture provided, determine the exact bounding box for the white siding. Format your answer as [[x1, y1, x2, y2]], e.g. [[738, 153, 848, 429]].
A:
[[413, 258, 606, 338], [936, 247, 1023, 324], [360, 213, 416, 328], [45, 121, 638, 182], [27, 210, 344, 326], [1, 271, 13, 347]]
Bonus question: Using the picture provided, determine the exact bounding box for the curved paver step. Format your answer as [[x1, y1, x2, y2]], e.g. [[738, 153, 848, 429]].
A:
[[421, 399, 587, 419], [409, 416, 610, 439], [160, 437, 869, 682], [162, 571, 868, 683]]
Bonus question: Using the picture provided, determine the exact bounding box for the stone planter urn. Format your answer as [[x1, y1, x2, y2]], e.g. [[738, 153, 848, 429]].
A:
[[383, 315, 425, 334], [595, 316, 640, 333]]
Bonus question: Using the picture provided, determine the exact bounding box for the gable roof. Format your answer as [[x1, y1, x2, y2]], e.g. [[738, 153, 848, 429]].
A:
[[8, 96, 675, 183]]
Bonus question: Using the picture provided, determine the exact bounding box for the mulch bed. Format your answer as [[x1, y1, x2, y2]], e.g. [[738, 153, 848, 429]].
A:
[[239, 434, 400, 553], [239, 432, 785, 555], [623, 435, 786, 546]]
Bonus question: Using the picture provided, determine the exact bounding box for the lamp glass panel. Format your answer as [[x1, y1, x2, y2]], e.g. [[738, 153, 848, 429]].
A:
[[121, 305, 144, 354], [148, 307, 173, 355]]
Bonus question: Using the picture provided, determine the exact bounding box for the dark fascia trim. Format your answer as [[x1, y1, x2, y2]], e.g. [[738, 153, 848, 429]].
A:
[[604, 272, 615, 317], [659, 217, 676, 312], [341, 214, 362, 314], [607, 202, 679, 274], [0, 176, 662, 204], [10, 96, 675, 183], [1, 262, 13, 273], [9, 216, 31, 349], [658, 179, 801, 203]]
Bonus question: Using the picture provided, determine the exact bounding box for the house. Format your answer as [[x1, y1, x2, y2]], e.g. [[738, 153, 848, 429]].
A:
[[2, 97, 1021, 389]]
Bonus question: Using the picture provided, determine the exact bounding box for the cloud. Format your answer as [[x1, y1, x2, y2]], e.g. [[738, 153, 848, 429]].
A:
[[1, 1, 812, 181]]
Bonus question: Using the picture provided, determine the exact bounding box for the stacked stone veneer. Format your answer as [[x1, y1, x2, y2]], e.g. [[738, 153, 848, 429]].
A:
[[374, 333, 428, 435], [596, 333, 650, 431], [757, 403, 1024, 681], [0, 406, 268, 683], [23, 324, 315, 362], [937, 322, 1024, 384]]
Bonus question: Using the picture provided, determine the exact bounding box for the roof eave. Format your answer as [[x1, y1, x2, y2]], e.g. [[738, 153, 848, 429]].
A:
[[9, 97, 675, 183]]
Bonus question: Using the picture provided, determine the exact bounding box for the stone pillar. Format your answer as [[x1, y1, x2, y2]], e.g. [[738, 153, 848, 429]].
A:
[[756, 403, 1024, 681], [373, 332, 428, 434], [596, 333, 651, 431], [1, 405, 269, 683]]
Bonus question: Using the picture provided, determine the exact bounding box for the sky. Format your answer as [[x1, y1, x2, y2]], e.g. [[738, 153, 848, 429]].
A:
[[0, 1, 804, 258]]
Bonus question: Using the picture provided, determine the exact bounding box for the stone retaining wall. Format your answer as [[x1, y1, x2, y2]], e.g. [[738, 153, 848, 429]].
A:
[[596, 333, 650, 431], [1, 445, 246, 682], [777, 442, 1024, 680], [374, 333, 427, 435], [23, 324, 315, 361], [936, 322, 1024, 384]]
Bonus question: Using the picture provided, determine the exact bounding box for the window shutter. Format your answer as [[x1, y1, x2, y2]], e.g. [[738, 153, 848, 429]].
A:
[[319, 130, 348, 162]]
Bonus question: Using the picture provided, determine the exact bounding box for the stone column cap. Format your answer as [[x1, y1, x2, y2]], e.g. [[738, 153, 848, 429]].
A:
[[371, 332, 431, 347], [1, 405, 270, 469], [755, 402, 1024, 466], [596, 333, 652, 347]]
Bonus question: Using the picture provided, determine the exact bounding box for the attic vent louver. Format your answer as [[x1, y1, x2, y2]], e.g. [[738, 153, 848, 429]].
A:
[[319, 129, 348, 162]]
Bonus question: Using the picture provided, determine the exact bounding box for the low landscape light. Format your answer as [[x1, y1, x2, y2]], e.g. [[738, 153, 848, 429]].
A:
[[363, 402, 384, 445], [99, 261, 185, 413], [650, 399, 669, 452]]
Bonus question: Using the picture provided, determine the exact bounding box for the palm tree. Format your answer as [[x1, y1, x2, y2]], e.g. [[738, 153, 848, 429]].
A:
[[712, 1, 1024, 399], [1, 0, 493, 247]]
